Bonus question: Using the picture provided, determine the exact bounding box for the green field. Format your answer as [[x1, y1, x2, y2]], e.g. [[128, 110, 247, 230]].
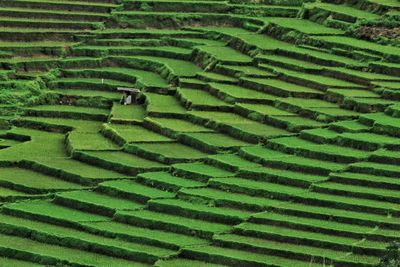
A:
[[0, 0, 399, 266]]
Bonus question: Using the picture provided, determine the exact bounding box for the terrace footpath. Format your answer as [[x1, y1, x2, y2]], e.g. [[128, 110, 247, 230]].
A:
[[0, 0, 399, 266]]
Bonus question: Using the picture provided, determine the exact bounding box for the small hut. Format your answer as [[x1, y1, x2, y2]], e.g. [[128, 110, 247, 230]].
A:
[[118, 87, 141, 105]]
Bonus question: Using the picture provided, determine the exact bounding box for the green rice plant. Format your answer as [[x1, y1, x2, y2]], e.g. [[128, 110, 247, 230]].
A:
[[274, 45, 365, 68], [82, 220, 206, 250], [15, 116, 103, 133], [125, 142, 209, 164], [72, 150, 167, 175], [304, 2, 379, 23], [370, 149, 400, 165], [178, 187, 286, 212], [330, 171, 400, 190], [176, 88, 232, 111], [187, 110, 291, 143], [0, 128, 67, 162], [312, 36, 400, 61], [209, 177, 307, 200], [66, 131, 120, 153], [0, 186, 33, 202], [239, 146, 347, 175], [143, 117, 212, 138], [257, 56, 322, 73], [272, 67, 365, 90], [196, 72, 238, 84], [212, 233, 368, 266], [0, 257, 41, 267], [266, 201, 400, 229], [98, 180, 175, 204], [264, 17, 344, 35], [147, 198, 251, 225], [0, 167, 84, 194], [267, 115, 326, 132], [250, 211, 377, 240], [0, 233, 149, 267], [238, 165, 328, 188], [300, 128, 340, 143], [172, 162, 234, 182], [313, 182, 400, 204], [3, 200, 108, 227], [115, 209, 232, 239], [193, 45, 252, 67], [362, 113, 400, 138], [0, 213, 175, 263], [51, 89, 121, 103], [303, 190, 399, 216], [349, 162, 400, 179], [324, 67, 400, 82], [206, 153, 261, 172], [235, 103, 294, 117], [178, 132, 251, 153], [214, 64, 275, 78], [120, 55, 203, 80], [31, 157, 129, 184], [328, 120, 371, 133], [23, 104, 110, 121], [145, 92, 187, 117], [207, 82, 276, 104], [110, 103, 146, 124], [233, 222, 379, 254], [101, 123, 173, 146], [337, 132, 400, 151], [136, 171, 205, 192], [180, 244, 318, 267], [155, 258, 226, 267], [267, 136, 371, 163], [179, 77, 208, 89], [50, 77, 133, 91], [240, 77, 323, 98], [343, 97, 397, 113], [54, 190, 143, 216]]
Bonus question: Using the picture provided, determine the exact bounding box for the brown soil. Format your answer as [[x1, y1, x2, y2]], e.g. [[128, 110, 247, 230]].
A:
[[355, 26, 400, 40]]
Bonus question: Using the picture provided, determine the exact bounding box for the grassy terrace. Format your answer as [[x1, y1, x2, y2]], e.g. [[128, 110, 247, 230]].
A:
[[0, 0, 399, 265]]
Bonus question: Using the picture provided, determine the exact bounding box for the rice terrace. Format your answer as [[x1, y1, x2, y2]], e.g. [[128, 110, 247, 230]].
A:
[[0, 0, 400, 266]]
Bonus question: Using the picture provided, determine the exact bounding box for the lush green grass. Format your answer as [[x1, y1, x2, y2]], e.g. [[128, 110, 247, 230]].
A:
[[177, 88, 232, 109], [144, 117, 212, 133], [82, 220, 206, 250], [305, 2, 379, 20], [0, 167, 84, 193], [264, 17, 344, 35], [103, 123, 173, 143], [79, 150, 167, 168], [115, 209, 232, 239], [195, 45, 253, 64], [137, 171, 205, 192], [241, 77, 322, 97], [0, 1, 399, 265], [145, 92, 187, 116], [4, 200, 108, 224], [126, 142, 209, 164], [55, 190, 143, 215], [67, 131, 120, 151], [172, 162, 234, 180], [179, 132, 251, 152], [314, 36, 400, 58], [0, 233, 150, 267], [0, 213, 175, 261], [208, 82, 276, 103], [110, 103, 146, 123], [129, 56, 203, 77]]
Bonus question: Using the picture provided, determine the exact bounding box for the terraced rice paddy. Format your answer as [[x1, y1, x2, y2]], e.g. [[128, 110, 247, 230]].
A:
[[0, 0, 399, 266]]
